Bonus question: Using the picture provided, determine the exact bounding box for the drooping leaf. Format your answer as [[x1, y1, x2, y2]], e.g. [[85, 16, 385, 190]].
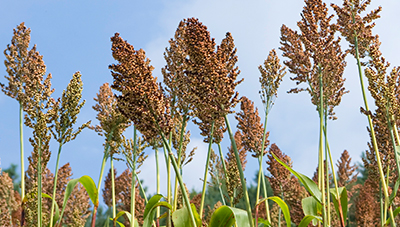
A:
[[298, 215, 322, 227], [143, 194, 172, 227], [59, 175, 98, 223], [272, 152, 322, 203], [209, 205, 250, 227], [257, 196, 291, 226], [330, 187, 348, 222], [257, 217, 271, 227], [302, 196, 321, 226]]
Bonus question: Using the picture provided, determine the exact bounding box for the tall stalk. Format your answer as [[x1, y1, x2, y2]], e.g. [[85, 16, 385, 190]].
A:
[[318, 67, 327, 227], [199, 121, 215, 218], [37, 137, 42, 227], [324, 110, 330, 226], [130, 127, 137, 227], [91, 132, 113, 227], [217, 143, 230, 205], [19, 102, 25, 200], [224, 115, 254, 227], [257, 111, 271, 223], [110, 157, 117, 221], [173, 114, 188, 211], [49, 142, 63, 227], [353, 30, 396, 226], [160, 133, 197, 227], [155, 146, 160, 220]]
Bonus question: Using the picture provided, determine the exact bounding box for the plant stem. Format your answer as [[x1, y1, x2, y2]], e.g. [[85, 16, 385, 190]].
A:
[[49, 142, 63, 227], [19, 102, 25, 200], [160, 134, 197, 227], [91, 132, 113, 227], [155, 146, 160, 219], [318, 67, 327, 227], [217, 143, 231, 205], [131, 127, 137, 227], [37, 137, 42, 227], [199, 121, 214, 218], [323, 127, 346, 226], [324, 110, 330, 226], [352, 30, 396, 227], [259, 111, 271, 223], [224, 115, 254, 227], [111, 156, 116, 221], [173, 114, 188, 211]]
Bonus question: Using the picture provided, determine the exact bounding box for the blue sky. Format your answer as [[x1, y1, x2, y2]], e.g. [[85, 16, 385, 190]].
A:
[[1, 0, 399, 201]]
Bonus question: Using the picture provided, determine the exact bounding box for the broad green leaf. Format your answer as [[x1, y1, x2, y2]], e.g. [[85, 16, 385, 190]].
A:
[[330, 187, 348, 222], [302, 196, 321, 226], [385, 207, 400, 225], [78, 175, 98, 205], [42, 193, 60, 227], [172, 204, 201, 227], [272, 152, 322, 203], [298, 215, 322, 227], [143, 194, 172, 227], [257, 196, 291, 226], [209, 205, 250, 227], [60, 175, 98, 224]]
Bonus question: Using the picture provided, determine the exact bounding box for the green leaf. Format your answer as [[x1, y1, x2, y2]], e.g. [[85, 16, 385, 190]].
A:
[[386, 207, 400, 225], [257, 217, 271, 227], [42, 193, 60, 227], [78, 175, 98, 205], [59, 175, 98, 224], [330, 187, 348, 222], [298, 215, 322, 227], [302, 196, 321, 226], [209, 205, 250, 227], [172, 204, 201, 227], [257, 196, 291, 226], [272, 152, 322, 203], [143, 194, 172, 227], [110, 211, 138, 227]]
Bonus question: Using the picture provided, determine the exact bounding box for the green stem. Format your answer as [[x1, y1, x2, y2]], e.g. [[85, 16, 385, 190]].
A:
[[318, 67, 327, 227], [133, 172, 148, 204], [173, 115, 188, 211], [131, 127, 137, 227], [386, 114, 400, 182], [324, 111, 330, 226], [199, 121, 215, 218], [323, 127, 346, 226], [19, 102, 25, 200], [161, 134, 197, 227], [155, 146, 160, 218], [217, 143, 231, 205], [49, 143, 63, 227], [92, 131, 113, 227], [353, 30, 395, 227], [38, 137, 42, 227], [111, 156, 116, 220], [224, 115, 254, 227], [259, 111, 271, 223]]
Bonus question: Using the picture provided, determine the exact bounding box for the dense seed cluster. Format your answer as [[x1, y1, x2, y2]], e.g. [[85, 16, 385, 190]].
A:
[[281, 0, 347, 119], [236, 96, 269, 158], [110, 33, 172, 143]]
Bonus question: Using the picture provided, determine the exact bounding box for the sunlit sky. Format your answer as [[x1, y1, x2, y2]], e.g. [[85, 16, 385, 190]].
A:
[[1, 0, 399, 204]]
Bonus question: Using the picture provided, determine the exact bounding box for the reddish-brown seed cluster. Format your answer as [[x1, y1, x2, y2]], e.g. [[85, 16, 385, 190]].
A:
[[332, 0, 381, 59], [236, 96, 269, 158], [165, 18, 243, 143], [281, 0, 347, 120], [110, 33, 172, 143]]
